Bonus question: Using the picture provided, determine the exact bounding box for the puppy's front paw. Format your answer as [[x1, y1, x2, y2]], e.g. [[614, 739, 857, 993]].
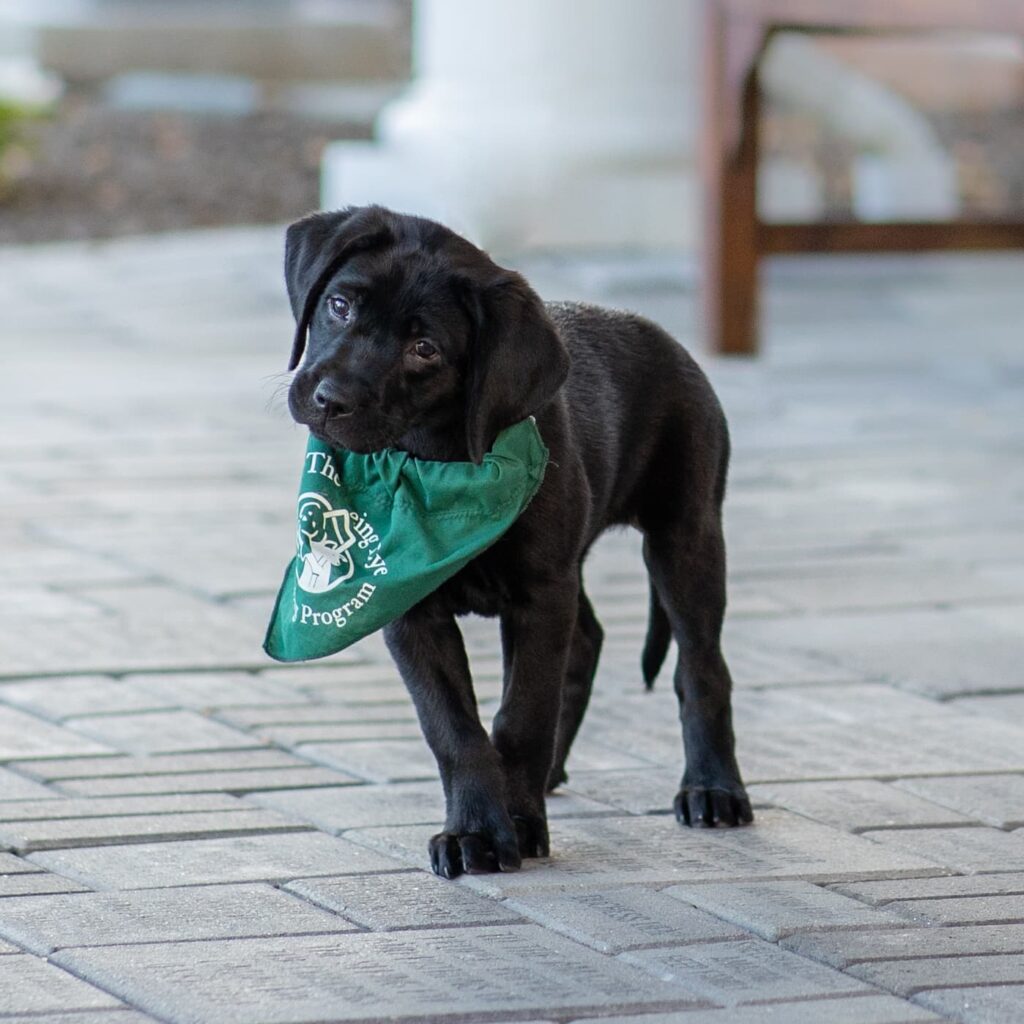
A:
[[428, 824, 522, 879], [674, 785, 753, 828]]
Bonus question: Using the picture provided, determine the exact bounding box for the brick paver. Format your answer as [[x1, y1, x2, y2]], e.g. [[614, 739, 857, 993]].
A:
[[2, 230, 1023, 1022]]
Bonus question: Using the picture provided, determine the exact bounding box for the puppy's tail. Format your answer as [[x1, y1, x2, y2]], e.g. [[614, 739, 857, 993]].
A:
[[641, 584, 672, 689]]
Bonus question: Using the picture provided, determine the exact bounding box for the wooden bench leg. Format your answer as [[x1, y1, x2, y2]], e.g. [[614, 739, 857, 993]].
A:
[[701, 2, 764, 356]]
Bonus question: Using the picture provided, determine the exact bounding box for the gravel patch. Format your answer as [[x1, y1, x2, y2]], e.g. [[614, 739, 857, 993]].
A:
[[0, 92, 367, 244]]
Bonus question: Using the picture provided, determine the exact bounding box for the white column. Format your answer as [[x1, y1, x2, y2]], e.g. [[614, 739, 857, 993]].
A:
[[322, 0, 699, 250]]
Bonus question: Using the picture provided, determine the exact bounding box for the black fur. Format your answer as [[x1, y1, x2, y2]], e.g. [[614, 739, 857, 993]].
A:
[[284, 205, 752, 878]]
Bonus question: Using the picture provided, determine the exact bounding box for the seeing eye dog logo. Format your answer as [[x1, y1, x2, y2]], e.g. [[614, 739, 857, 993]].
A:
[[295, 493, 357, 593]]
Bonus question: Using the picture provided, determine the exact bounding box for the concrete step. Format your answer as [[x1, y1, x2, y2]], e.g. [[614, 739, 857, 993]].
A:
[[30, 0, 411, 85]]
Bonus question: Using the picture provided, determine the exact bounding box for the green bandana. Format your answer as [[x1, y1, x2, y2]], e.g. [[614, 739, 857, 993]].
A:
[[264, 418, 549, 662]]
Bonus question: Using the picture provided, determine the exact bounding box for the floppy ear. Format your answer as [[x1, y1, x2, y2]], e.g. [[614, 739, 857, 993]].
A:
[[463, 272, 570, 464], [283, 206, 392, 371]]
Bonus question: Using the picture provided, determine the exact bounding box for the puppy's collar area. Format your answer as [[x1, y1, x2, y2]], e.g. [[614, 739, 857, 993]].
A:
[[264, 418, 549, 662]]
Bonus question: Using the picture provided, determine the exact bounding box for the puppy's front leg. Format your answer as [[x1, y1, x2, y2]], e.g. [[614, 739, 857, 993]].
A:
[[384, 604, 520, 878], [492, 579, 578, 860]]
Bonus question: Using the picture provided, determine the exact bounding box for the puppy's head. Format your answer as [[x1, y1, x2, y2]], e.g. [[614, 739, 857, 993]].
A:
[[284, 205, 569, 463]]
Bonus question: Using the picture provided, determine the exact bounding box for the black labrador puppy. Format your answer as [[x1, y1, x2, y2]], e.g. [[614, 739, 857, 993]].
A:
[[284, 205, 752, 878]]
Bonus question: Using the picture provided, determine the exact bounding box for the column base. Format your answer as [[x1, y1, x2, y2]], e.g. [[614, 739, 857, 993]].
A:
[[321, 140, 698, 251]]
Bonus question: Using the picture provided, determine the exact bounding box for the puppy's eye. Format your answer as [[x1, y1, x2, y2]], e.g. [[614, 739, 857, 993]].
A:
[[327, 295, 351, 322], [413, 339, 438, 360]]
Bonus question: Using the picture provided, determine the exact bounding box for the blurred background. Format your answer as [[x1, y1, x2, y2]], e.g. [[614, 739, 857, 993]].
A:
[[2, 0, 1022, 251], [1, 8, 1024, 1018]]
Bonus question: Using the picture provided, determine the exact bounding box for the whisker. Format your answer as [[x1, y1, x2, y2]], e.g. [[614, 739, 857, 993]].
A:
[[263, 372, 294, 417]]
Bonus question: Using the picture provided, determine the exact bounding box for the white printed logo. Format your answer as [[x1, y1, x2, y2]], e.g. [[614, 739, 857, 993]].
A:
[[295, 493, 357, 594]]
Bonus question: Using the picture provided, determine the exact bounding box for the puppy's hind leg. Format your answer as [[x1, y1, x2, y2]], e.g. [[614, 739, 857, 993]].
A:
[[547, 588, 604, 792], [642, 527, 753, 828]]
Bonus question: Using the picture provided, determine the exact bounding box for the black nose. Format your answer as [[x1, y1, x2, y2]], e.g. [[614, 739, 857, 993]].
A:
[[313, 379, 354, 418]]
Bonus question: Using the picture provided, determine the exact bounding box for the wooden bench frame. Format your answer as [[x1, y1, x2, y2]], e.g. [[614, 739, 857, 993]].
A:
[[701, 0, 1024, 355]]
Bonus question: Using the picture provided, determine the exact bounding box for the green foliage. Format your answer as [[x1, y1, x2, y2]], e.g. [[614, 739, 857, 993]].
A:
[[0, 101, 23, 152], [1, 101, 43, 165], [0, 100, 45, 193]]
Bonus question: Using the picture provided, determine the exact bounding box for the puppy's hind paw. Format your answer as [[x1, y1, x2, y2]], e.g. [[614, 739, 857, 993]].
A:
[[546, 766, 568, 793], [513, 814, 550, 859], [674, 786, 753, 828]]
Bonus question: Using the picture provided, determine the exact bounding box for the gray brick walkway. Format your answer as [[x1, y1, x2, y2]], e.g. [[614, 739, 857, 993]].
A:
[[1, 229, 1023, 1023]]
